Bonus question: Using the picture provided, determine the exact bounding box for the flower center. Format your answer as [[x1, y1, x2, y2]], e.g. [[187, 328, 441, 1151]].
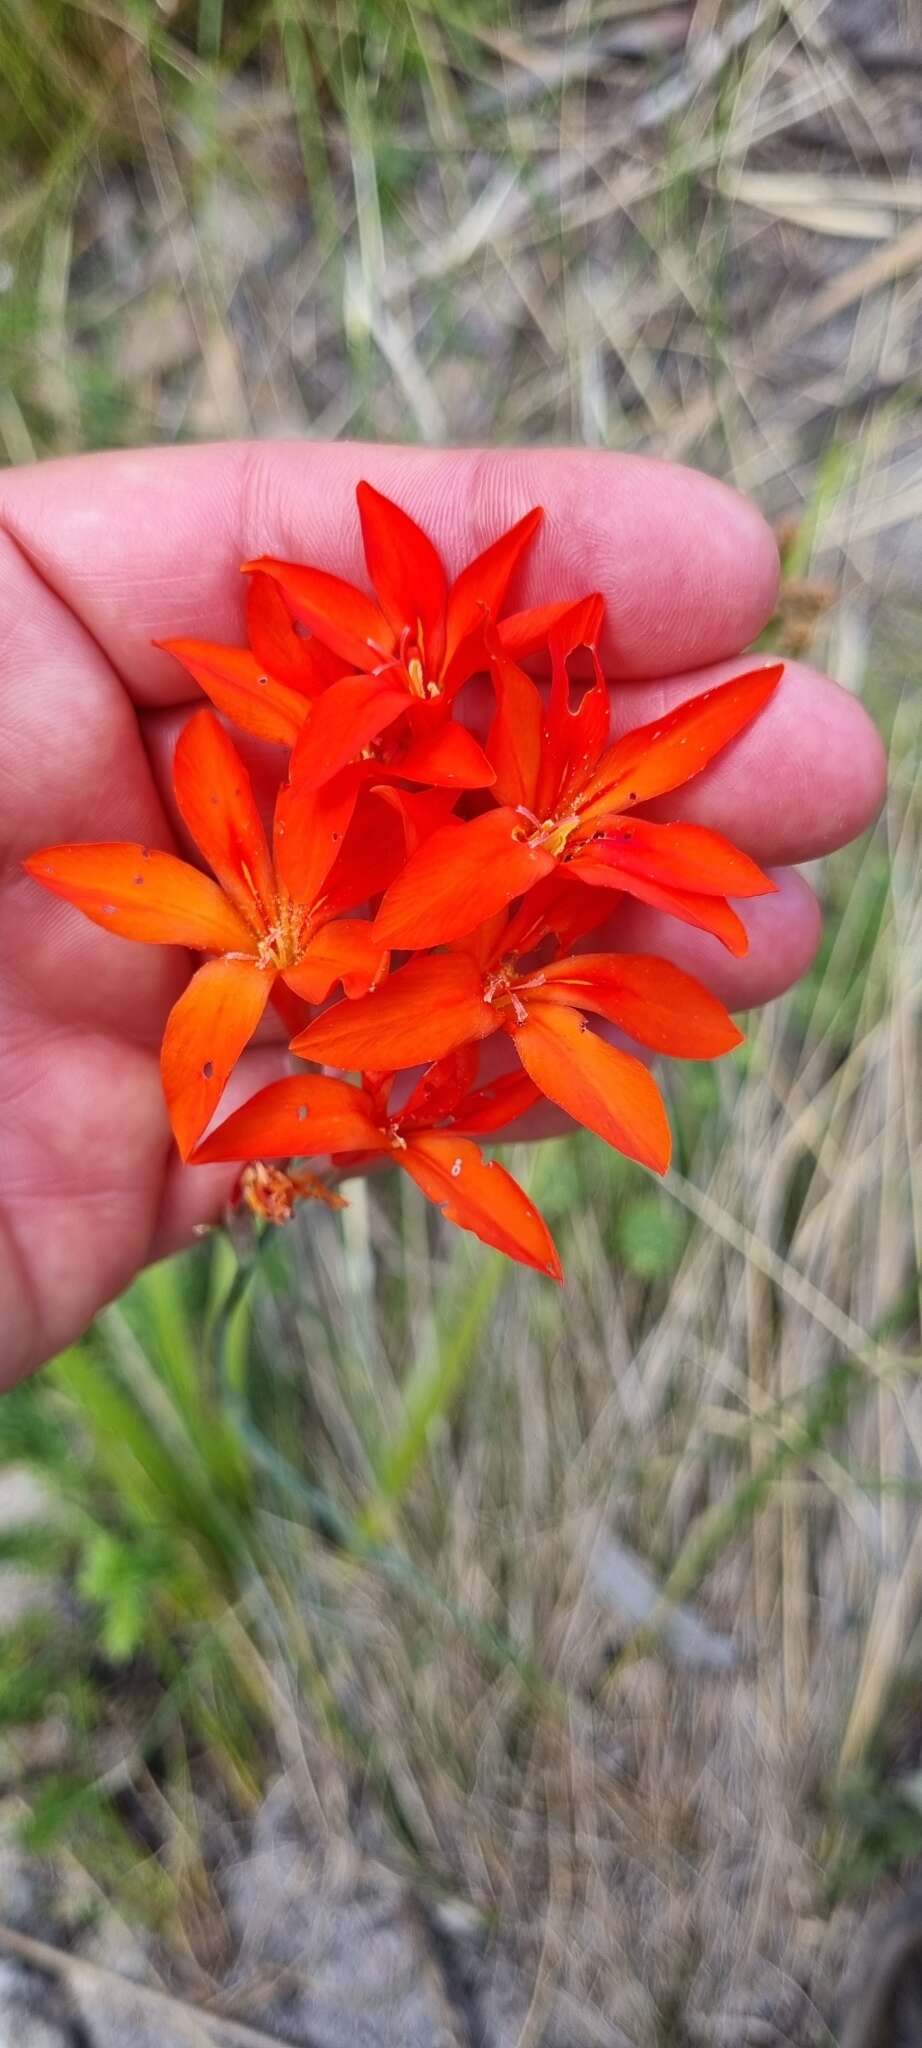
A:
[[400, 623, 439, 700], [483, 961, 529, 1026], [237, 1162, 347, 1223], [256, 895, 316, 972], [515, 806, 581, 860]]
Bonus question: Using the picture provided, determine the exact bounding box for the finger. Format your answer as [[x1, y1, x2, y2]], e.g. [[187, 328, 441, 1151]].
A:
[[0, 530, 186, 1039], [0, 443, 779, 701], [0, 533, 172, 859], [1, 1025, 170, 1387], [604, 865, 822, 1008]]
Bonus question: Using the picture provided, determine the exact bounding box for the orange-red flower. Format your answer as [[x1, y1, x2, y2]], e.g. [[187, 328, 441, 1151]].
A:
[[238, 484, 583, 791], [23, 476, 784, 1285], [286, 876, 742, 1176], [158, 570, 351, 748], [373, 601, 783, 955], [191, 1055, 561, 1280], [160, 562, 493, 793], [25, 710, 394, 1158]]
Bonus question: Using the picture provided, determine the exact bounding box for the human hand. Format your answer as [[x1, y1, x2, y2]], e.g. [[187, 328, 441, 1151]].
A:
[[0, 442, 885, 1384]]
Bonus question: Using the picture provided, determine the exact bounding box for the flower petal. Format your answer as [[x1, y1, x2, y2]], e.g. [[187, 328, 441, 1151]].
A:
[[272, 771, 360, 906], [156, 638, 309, 747], [24, 842, 252, 953], [585, 818, 775, 898], [271, 979, 310, 1037], [486, 650, 543, 809], [316, 785, 455, 919], [288, 673, 412, 789], [454, 1069, 542, 1134], [539, 594, 608, 815], [569, 853, 750, 955], [246, 571, 345, 696], [191, 1074, 386, 1164], [244, 557, 395, 672], [161, 955, 273, 1160], [453, 907, 511, 972], [582, 663, 784, 816], [441, 507, 543, 681], [283, 918, 388, 1004], [371, 784, 459, 854], [547, 591, 606, 670], [500, 871, 609, 960], [290, 951, 495, 1070], [495, 599, 588, 661], [400, 1045, 481, 1127], [173, 709, 276, 931], [533, 953, 743, 1058], [373, 808, 556, 949], [395, 719, 495, 790], [356, 481, 448, 672], [399, 1132, 562, 1281], [512, 1001, 671, 1172]]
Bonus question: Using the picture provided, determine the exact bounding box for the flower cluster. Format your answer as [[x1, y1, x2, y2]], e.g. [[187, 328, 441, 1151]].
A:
[[26, 484, 782, 1281]]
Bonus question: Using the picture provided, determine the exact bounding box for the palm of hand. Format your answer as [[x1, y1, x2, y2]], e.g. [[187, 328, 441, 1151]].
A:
[[0, 443, 884, 1386], [0, 561, 235, 1378]]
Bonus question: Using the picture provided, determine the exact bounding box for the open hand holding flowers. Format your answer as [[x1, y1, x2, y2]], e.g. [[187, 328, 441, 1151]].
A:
[[25, 484, 781, 1282]]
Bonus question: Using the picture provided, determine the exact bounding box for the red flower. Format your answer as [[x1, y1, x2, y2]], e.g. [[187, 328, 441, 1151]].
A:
[[24, 476, 784, 1283], [241, 484, 579, 791], [373, 600, 783, 955], [286, 876, 741, 1176], [159, 557, 494, 793], [191, 1056, 562, 1280], [25, 710, 393, 1158], [158, 570, 351, 748]]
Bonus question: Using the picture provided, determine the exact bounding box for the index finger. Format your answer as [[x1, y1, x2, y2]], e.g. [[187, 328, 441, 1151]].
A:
[[0, 441, 779, 704]]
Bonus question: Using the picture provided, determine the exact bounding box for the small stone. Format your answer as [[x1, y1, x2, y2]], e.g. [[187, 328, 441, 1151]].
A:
[[0, 1958, 74, 2048]]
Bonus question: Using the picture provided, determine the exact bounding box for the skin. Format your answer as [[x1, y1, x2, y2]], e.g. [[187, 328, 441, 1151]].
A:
[[0, 443, 886, 1386]]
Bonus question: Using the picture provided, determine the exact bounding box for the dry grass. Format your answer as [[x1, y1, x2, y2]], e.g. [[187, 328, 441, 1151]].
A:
[[237, 602, 913, 2037], [2, 0, 922, 2041]]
